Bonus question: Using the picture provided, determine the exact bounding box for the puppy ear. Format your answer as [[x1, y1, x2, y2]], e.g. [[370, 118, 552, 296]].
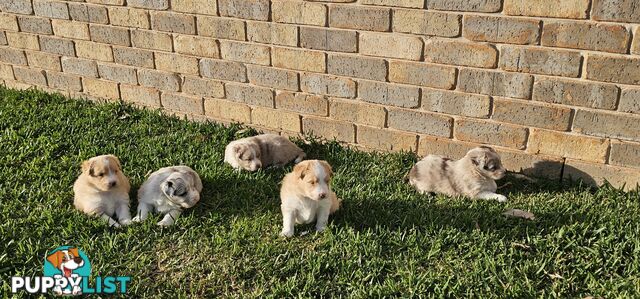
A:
[[68, 248, 80, 258], [293, 162, 310, 180], [468, 151, 485, 166], [107, 155, 122, 170], [82, 159, 95, 176], [46, 251, 64, 268], [319, 161, 333, 178]]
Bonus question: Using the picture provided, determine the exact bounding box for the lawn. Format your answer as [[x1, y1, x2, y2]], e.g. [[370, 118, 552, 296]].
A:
[[1, 87, 639, 298]]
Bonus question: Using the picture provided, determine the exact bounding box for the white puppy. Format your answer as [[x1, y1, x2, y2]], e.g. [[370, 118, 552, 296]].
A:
[[73, 155, 131, 227], [408, 146, 508, 202], [280, 160, 341, 237], [224, 134, 305, 172], [134, 166, 202, 226]]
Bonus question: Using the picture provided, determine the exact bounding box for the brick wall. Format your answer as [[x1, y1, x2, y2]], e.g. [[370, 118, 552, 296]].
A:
[[0, 0, 639, 189]]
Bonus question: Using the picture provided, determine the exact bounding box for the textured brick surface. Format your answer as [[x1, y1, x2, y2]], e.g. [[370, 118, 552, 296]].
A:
[[392, 9, 460, 38], [120, 84, 160, 107], [359, 80, 420, 108], [542, 21, 630, 54], [500, 46, 582, 77], [303, 117, 354, 142], [427, 0, 501, 12], [47, 71, 82, 91], [182, 76, 224, 99], [504, 0, 590, 19], [424, 39, 497, 68], [492, 97, 572, 130], [300, 27, 357, 53], [357, 126, 417, 152], [200, 59, 247, 82], [276, 91, 328, 116], [17, 16, 53, 34], [174, 35, 219, 58], [532, 78, 619, 110], [83, 78, 119, 99], [527, 128, 609, 163], [26, 51, 60, 71], [360, 32, 423, 60], [273, 0, 326, 26], [361, 0, 423, 8], [619, 88, 640, 114], [173, 0, 217, 15], [388, 61, 456, 89], [61, 57, 98, 77], [161, 92, 203, 115], [247, 22, 297, 47], [39, 36, 75, 56], [463, 15, 540, 45], [113, 47, 153, 68], [327, 54, 387, 81], [98, 63, 137, 84], [592, 0, 640, 23], [388, 108, 453, 137], [247, 65, 299, 91], [108, 7, 149, 29], [204, 98, 251, 123], [329, 98, 386, 127], [272, 47, 325, 72], [151, 11, 195, 34], [155, 52, 199, 75], [197, 16, 245, 41], [226, 83, 274, 107], [329, 5, 389, 31], [564, 159, 640, 191], [90, 25, 130, 46], [76, 41, 113, 62], [220, 41, 271, 65], [421, 89, 491, 118], [610, 140, 640, 168], [454, 118, 528, 149], [573, 110, 640, 141], [458, 69, 533, 99], [253, 107, 301, 132], [69, 3, 108, 24], [131, 30, 172, 52], [138, 69, 180, 91], [301, 73, 356, 98], [586, 55, 640, 85], [219, 0, 269, 21]]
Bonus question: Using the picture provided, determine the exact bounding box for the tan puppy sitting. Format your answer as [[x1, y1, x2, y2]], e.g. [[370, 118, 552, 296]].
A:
[[73, 155, 132, 227], [280, 160, 341, 237], [408, 146, 508, 202], [224, 134, 305, 172], [134, 166, 202, 226]]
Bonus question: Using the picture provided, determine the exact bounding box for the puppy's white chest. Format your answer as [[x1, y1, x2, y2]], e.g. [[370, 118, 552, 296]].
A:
[[153, 196, 180, 213], [294, 198, 319, 224]]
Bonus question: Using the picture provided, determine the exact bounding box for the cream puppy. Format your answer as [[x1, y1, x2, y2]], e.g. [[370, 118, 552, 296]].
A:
[[224, 134, 305, 172], [133, 166, 203, 226], [73, 155, 132, 227], [280, 160, 341, 237], [408, 146, 508, 202]]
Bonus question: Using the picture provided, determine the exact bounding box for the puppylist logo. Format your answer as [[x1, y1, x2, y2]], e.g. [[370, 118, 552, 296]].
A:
[[10, 246, 131, 295]]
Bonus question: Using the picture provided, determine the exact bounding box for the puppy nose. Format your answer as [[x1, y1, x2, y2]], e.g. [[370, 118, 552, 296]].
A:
[[108, 181, 116, 187], [319, 192, 326, 199]]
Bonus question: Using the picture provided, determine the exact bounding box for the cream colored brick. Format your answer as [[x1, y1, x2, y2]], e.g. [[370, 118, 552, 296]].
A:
[[564, 159, 640, 191], [182, 76, 225, 98], [52, 19, 89, 40], [272, 0, 326, 26], [0, 64, 13, 80], [83, 78, 120, 99], [155, 52, 199, 75], [247, 21, 297, 47], [220, 41, 270, 65], [120, 84, 161, 107], [0, 13, 19, 31], [527, 128, 609, 163], [273, 47, 325, 72], [302, 116, 354, 142], [204, 98, 251, 123], [172, 0, 217, 15], [26, 51, 61, 71], [108, 7, 150, 29], [161, 92, 204, 115], [357, 126, 417, 152], [359, 32, 422, 60], [174, 35, 219, 58], [329, 98, 386, 127], [197, 16, 245, 41], [6, 32, 39, 50], [252, 106, 301, 132], [76, 41, 113, 62], [275, 91, 327, 116], [131, 30, 172, 51]]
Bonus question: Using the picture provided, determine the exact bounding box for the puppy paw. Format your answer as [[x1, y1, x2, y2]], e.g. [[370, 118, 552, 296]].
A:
[[315, 226, 326, 233], [119, 219, 132, 226], [280, 230, 294, 238], [132, 216, 141, 222], [157, 220, 173, 227], [110, 222, 121, 228], [495, 194, 508, 203]]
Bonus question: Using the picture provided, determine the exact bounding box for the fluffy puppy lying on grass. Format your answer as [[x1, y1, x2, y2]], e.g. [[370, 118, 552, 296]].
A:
[[224, 134, 305, 172], [134, 166, 202, 226], [73, 155, 132, 227], [280, 160, 341, 237], [408, 146, 508, 202]]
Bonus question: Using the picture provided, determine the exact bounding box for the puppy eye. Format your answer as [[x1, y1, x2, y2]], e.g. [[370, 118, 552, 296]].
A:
[[97, 173, 104, 177], [484, 166, 495, 171]]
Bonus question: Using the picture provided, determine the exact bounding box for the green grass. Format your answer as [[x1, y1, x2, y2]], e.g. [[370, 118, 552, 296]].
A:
[[1, 87, 639, 298]]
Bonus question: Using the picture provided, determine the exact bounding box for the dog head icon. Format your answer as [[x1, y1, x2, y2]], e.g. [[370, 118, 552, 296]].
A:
[[46, 248, 85, 277]]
